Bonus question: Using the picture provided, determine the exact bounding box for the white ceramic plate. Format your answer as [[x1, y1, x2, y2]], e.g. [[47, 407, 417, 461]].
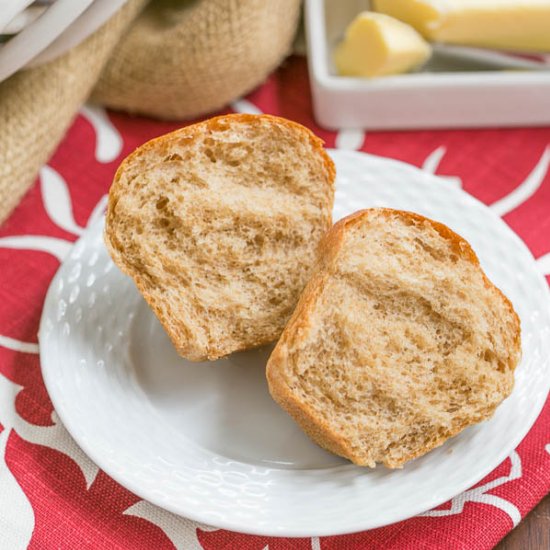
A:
[[0, 0, 93, 83], [28, 0, 128, 68], [0, 0, 35, 34], [39, 150, 550, 537]]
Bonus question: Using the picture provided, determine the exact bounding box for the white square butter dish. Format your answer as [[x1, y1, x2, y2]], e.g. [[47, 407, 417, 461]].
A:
[[305, 0, 550, 130]]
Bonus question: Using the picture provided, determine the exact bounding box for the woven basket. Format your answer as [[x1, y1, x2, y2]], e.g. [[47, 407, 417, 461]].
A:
[[93, 0, 301, 119], [0, 0, 301, 223]]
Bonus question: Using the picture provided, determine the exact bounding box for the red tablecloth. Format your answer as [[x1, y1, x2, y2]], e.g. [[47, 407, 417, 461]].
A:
[[1, 56, 550, 549]]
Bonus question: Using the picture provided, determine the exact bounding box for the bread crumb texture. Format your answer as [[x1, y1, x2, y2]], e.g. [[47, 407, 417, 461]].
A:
[[104, 114, 335, 361], [267, 209, 521, 468]]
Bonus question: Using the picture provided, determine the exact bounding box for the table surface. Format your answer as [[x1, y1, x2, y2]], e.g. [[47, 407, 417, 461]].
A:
[[498, 494, 550, 549]]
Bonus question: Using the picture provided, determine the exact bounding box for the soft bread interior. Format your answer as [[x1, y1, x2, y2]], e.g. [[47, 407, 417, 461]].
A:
[[105, 115, 335, 360], [268, 209, 520, 468]]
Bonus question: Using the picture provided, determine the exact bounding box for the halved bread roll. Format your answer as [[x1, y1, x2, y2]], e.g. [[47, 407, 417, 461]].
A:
[[267, 208, 521, 468], [104, 114, 335, 361]]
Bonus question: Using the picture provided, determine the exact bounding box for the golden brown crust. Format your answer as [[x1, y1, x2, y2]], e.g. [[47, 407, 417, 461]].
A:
[[104, 114, 335, 361], [106, 114, 335, 215], [266, 272, 360, 460], [266, 208, 521, 468]]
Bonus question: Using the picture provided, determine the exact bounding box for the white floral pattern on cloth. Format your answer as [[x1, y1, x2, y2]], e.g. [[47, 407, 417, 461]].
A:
[[1, 58, 550, 548]]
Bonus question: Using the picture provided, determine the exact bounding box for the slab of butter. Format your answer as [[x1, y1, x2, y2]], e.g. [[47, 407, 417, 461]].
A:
[[373, 0, 550, 52], [334, 12, 431, 77]]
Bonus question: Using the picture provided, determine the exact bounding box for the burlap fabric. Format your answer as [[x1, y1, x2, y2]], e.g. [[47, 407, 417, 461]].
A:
[[0, 0, 301, 224], [0, 0, 147, 224], [92, 0, 301, 119]]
